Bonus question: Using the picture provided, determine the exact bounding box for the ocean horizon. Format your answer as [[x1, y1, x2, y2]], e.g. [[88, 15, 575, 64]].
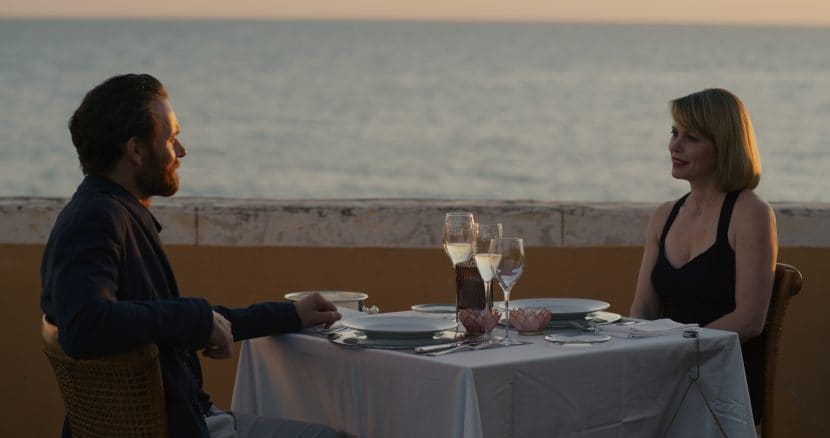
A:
[[2, 20, 828, 202]]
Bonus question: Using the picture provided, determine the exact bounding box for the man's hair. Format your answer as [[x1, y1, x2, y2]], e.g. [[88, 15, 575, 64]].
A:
[[68, 73, 168, 175], [670, 88, 761, 192]]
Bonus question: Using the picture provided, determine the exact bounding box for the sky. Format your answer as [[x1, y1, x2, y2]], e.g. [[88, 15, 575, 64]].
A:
[[2, 0, 830, 26]]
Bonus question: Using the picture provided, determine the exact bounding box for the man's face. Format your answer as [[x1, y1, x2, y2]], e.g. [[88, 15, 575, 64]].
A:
[[135, 98, 186, 197]]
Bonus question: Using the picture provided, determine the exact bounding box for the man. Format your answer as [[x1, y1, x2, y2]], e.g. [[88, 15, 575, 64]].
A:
[[41, 74, 343, 437]]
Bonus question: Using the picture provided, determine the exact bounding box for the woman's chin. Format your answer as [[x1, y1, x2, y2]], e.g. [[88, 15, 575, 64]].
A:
[[670, 169, 688, 180]]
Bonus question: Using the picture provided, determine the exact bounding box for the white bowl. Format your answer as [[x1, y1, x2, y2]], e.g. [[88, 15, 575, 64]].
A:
[[284, 290, 368, 311]]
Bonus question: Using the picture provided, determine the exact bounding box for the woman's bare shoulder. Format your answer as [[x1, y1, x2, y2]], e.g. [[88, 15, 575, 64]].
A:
[[734, 189, 775, 227], [650, 200, 676, 223], [645, 200, 677, 236]]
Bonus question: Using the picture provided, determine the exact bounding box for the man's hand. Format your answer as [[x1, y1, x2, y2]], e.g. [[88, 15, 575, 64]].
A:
[[295, 293, 341, 329], [203, 310, 234, 360]]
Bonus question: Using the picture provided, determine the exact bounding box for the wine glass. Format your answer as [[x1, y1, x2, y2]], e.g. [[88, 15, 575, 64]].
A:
[[443, 212, 475, 265], [489, 237, 525, 346], [443, 212, 475, 318], [473, 223, 503, 342]]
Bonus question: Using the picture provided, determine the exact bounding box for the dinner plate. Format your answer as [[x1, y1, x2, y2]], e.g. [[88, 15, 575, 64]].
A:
[[341, 315, 459, 340], [544, 333, 611, 344], [410, 303, 456, 314], [497, 298, 610, 321], [329, 329, 463, 349], [546, 311, 622, 328]]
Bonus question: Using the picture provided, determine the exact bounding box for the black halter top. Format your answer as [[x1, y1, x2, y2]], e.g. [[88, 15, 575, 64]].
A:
[[651, 190, 765, 424], [651, 191, 739, 325]]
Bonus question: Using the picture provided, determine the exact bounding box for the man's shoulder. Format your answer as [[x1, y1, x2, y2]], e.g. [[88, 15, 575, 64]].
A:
[[55, 190, 132, 234]]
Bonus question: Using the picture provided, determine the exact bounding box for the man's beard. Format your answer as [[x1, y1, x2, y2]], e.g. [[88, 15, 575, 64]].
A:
[[135, 147, 179, 198]]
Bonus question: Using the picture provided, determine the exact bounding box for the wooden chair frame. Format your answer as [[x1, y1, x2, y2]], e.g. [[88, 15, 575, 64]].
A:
[[762, 263, 803, 437]]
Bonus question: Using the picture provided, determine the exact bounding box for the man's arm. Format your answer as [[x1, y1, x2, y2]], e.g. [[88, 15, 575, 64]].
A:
[[42, 203, 214, 358], [212, 302, 301, 341], [213, 293, 341, 341], [55, 296, 214, 359]]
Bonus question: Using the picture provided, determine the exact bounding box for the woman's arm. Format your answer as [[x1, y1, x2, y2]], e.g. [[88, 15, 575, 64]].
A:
[[706, 191, 778, 342], [630, 202, 672, 319]]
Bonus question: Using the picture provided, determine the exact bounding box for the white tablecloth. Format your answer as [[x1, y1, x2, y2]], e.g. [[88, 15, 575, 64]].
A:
[[231, 312, 756, 438]]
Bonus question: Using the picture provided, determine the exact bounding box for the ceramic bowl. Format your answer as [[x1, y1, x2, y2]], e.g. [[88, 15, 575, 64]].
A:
[[509, 307, 552, 335], [284, 291, 368, 311], [459, 308, 501, 335]]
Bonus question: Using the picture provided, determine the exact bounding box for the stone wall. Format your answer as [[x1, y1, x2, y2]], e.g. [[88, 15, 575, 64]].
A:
[[3, 197, 829, 247]]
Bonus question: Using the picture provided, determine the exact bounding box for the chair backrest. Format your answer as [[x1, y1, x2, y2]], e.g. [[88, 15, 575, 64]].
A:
[[762, 263, 803, 437], [41, 317, 168, 438]]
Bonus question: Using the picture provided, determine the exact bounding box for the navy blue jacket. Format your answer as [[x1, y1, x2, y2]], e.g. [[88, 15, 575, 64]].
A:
[[41, 175, 302, 437]]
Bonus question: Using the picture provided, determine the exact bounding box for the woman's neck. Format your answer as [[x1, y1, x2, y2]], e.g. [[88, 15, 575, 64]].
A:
[[685, 181, 725, 215]]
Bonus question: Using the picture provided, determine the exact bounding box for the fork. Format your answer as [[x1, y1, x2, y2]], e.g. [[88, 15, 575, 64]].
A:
[[568, 320, 605, 333], [311, 323, 346, 335]]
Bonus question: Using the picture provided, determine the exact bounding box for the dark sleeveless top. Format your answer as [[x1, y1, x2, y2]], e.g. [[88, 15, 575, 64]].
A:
[[651, 191, 765, 424]]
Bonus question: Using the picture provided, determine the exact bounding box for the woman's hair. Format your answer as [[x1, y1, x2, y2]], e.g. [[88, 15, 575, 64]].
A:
[[68, 73, 168, 175], [670, 88, 761, 192]]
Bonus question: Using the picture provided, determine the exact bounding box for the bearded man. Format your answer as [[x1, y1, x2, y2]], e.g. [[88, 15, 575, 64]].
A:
[[41, 73, 343, 438]]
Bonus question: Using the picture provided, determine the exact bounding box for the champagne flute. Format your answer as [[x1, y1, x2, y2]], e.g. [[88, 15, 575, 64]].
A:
[[489, 237, 525, 346], [473, 223, 503, 342], [443, 213, 475, 318]]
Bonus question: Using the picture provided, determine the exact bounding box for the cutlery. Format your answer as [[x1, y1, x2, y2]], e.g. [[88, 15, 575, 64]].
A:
[[426, 339, 530, 356], [322, 326, 347, 334], [615, 319, 640, 325], [567, 319, 636, 332], [567, 320, 598, 332], [314, 323, 347, 335], [414, 337, 484, 354], [426, 341, 494, 356]]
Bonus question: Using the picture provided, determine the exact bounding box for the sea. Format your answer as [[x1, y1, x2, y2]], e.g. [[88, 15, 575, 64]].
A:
[[1, 20, 828, 202]]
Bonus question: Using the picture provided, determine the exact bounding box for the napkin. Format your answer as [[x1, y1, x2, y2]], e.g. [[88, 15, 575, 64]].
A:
[[598, 318, 699, 338], [336, 307, 365, 320]]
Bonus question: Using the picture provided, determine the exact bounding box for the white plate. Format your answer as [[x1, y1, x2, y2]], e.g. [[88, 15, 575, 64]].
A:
[[497, 298, 610, 320], [545, 333, 611, 344], [341, 315, 459, 339], [410, 303, 456, 314], [329, 329, 462, 349], [547, 311, 622, 328]]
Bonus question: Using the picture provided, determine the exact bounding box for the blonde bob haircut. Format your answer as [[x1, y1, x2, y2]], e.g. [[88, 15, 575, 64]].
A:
[[670, 88, 761, 192]]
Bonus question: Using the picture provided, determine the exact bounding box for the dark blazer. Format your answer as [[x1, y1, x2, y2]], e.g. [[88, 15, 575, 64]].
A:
[[41, 175, 302, 437]]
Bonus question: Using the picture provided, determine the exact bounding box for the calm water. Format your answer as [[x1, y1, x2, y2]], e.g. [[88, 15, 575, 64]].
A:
[[1, 20, 828, 202]]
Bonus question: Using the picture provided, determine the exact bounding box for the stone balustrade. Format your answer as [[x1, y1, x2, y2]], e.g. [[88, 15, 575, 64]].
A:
[[2, 197, 829, 247]]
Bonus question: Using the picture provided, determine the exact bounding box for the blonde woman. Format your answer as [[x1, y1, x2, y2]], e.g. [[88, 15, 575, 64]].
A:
[[630, 88, 778, 424]]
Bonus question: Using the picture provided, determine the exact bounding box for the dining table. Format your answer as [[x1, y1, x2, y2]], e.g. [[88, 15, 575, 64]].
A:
[[230, 308, 757, 438]]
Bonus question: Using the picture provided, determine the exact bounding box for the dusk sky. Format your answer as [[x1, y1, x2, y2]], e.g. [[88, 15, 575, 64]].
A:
[[2, 0, 830, 26]]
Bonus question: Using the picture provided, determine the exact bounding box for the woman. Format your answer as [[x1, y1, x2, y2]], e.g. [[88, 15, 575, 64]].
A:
[[630, 88, 778, 424]]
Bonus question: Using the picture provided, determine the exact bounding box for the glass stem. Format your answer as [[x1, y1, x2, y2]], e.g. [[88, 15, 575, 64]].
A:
[[483, 280, 492, 341], [453, 263, 460, 323], [503, 290, 512, 343], [483, 281, 492, 312]]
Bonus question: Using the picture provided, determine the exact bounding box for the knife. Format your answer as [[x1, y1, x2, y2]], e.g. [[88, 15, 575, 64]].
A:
[[414, 341, 463, 354], [414, 337, 483, 354]]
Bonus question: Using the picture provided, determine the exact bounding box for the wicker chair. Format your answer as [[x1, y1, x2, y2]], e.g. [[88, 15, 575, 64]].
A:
[[761, 263, 803, 437], [41, 317, 168, 437]]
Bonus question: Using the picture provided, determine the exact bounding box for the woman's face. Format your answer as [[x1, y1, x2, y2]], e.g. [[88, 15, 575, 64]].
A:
[[668, 123, 717, 184]]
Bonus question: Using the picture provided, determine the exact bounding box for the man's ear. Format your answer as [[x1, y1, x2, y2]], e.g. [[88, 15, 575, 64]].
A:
[[125, 136, 144, 166]]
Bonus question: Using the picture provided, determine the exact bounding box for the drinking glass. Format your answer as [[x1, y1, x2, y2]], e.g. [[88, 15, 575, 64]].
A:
[[443, 213, 475, 266], [489, 237, 525, 346], [473, 223, 503, 342], [443, 212, 475, 318]]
